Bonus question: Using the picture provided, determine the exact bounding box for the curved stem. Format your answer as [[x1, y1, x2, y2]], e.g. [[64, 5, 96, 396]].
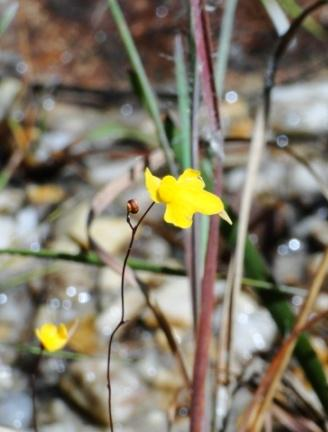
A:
[[107, 202, 155, 431]]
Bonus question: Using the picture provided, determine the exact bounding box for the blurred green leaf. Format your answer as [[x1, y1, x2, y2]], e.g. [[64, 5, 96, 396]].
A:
[[87, 121, 152, 144], [277, 0, 327, 39]]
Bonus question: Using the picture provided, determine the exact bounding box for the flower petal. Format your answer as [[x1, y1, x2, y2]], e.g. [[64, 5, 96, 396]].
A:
[[177, 168, 205, 191], [157, 175, 177, 203], [145, 168, 160, 203], [191, 190, 224, 215], [164, 202, 193, 229], [35, 323, 68, 352]]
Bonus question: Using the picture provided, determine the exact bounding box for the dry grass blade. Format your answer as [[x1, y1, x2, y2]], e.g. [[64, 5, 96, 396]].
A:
[[228, 106, 265, 376], [240, 248, 328, 432], [272, 405, 324, 432]]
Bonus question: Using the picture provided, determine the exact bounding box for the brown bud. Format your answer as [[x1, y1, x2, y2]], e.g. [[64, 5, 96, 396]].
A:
[[127, 199, 139, 214]]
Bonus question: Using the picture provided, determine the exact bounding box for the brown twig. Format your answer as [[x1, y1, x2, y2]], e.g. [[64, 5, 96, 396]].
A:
[[107, 201, 155, 431]]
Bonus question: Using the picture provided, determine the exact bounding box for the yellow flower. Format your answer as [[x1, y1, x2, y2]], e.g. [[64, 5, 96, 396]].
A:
[[35, 323, 69, 352], [145, 168, 232, 229]]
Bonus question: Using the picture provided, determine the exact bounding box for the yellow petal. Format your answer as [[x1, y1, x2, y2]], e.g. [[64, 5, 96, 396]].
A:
[[177, 168, 205, 191], [164, 202, 193, 229], [190, 190, 224, 215], [58, 323, 68, 339], [157, 175, 177, 203], [144, 168, 160, 203]]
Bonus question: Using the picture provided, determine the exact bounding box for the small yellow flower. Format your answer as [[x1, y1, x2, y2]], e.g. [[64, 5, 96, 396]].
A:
[[145, 168, 232, 229], [35, 323, 69, 352]]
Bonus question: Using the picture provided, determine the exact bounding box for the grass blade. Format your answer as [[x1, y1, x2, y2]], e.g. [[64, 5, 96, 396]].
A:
[[106, 0, 176, 175], [215, 0, 239, 96], [174, 34, 191, 169], [277, 0, 327, 39]]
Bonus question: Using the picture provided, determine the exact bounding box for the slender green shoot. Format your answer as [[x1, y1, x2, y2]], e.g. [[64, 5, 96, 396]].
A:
[[215, 0, 239, 97], [174, 34, 191, 169], [106, 0, 176, 174]]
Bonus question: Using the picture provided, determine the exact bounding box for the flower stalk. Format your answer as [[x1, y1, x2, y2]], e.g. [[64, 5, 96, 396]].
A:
[[107, 201, 155, 431]]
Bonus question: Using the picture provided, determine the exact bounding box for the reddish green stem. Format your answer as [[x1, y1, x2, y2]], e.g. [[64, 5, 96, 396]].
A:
[[190, 169, 221, 432]]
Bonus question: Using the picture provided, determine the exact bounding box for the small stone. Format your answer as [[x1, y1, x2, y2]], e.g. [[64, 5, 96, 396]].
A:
[[274, 251, 307, 285], [0, 216, 15, 248], [98, 267, 122, 293], [0, 79, 22, 120], [0, 391, 33, 430], [60, 359, 144, 425], [56, 201, 132, 253], [144, 277, 192, 329], [271, 81, 328, 134]]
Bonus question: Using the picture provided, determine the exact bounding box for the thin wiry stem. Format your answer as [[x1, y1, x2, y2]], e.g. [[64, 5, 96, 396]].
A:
[[107, 202, 155, 432], [31, 348, 43, 432]]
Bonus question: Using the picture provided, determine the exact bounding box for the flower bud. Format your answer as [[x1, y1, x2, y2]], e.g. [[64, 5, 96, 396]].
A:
[[127, 199, 139, 214]]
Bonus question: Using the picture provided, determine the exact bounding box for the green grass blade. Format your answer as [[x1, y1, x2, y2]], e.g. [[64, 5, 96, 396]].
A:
[[215, 0, 239, 97], [277, 0, 327, 39], [107, 0, 176, 175], [174, 35, 191, 169], [87, 121, 152, 144]]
